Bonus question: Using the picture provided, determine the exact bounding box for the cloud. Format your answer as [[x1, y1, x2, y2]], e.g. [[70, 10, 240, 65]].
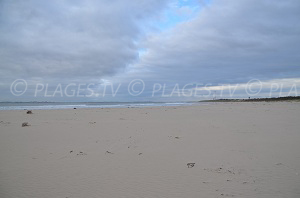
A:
[[0, 0, 169, 81], [134, 0, 300, 85], [1, 0, 300, 101]]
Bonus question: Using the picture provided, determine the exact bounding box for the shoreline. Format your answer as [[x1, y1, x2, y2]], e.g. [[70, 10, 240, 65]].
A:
[[1, 99, 299, 111], [0, 101, 200, 111]]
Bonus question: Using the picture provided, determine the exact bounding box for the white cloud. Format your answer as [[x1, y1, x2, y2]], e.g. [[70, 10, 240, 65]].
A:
[[133, 0, 300, 85]]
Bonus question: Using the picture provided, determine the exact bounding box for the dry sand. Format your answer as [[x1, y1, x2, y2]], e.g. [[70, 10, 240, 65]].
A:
[[0, 102, 300, 198]]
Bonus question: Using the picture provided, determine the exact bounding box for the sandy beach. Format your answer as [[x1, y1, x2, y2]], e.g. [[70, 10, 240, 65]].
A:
[[0, 102, 299, 198]]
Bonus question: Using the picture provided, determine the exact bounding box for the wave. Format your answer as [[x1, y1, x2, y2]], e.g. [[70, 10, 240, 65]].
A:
[[0, 102, 198, 110]]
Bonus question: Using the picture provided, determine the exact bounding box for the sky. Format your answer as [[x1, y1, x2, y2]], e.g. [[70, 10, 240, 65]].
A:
[[0, 0, 300, 102]]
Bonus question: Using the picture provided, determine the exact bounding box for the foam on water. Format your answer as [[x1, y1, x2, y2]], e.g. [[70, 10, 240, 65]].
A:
[[0, 102, 199, 110]]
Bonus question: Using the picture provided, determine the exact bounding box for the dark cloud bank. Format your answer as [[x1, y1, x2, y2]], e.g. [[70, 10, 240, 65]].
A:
[[0, 0, 299, 101]]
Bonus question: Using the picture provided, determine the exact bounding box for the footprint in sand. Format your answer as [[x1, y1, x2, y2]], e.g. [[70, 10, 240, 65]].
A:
[[77, 151, 87, 155], [187, 163, 195, 168]]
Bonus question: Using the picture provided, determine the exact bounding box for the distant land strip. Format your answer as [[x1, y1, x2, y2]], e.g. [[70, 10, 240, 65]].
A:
[[201, 96, 300, 102]]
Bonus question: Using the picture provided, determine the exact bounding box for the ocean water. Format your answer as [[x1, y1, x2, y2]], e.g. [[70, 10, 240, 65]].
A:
[[0, 102, 199, 110]]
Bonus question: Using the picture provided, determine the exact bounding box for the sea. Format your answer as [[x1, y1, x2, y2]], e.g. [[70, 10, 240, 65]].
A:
[[0, 102, 199, 110]]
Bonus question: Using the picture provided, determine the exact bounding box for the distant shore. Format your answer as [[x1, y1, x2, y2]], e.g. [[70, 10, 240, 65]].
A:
[[201, 96, 300, 102]]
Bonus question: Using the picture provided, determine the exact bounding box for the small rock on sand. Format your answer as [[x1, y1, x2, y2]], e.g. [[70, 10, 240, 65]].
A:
[[22, 122, 30, 127]]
